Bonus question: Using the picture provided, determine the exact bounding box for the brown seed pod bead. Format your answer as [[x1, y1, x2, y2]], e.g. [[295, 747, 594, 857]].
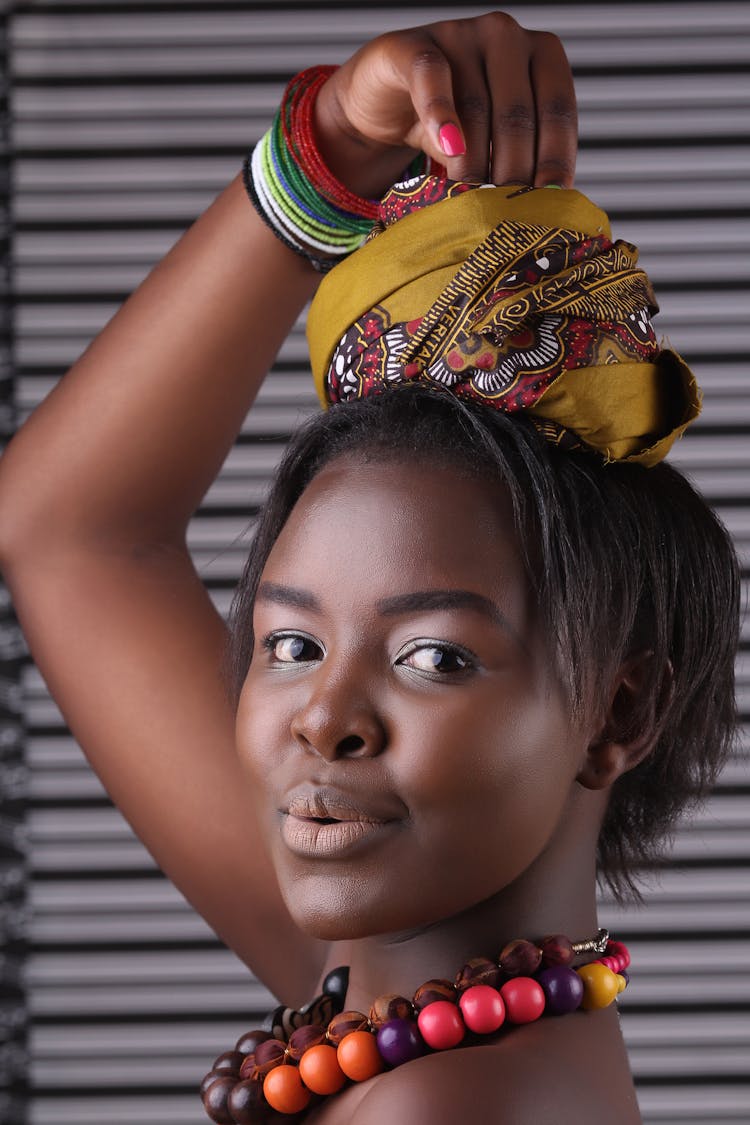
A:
[[235, 1029, 272, 1056], [412, 979, 457, 1011], [455, 956, 502, 993], [251, 1038, 287, 1080], [368, 993, 414, 1028], [287, 1023, 327, 1060], [211, 1049, 244, 1077], [239, 1053, 259, 1081], [201, 1074, 236, 1124], [540, 933, 575, 967], [227, 1076, 266, 1124], [499, 939, 542, 978], [326, 1010, 370, 1045]]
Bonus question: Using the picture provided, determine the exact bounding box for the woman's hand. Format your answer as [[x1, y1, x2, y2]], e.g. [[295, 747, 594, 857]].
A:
[[315, 10, 577, 198]]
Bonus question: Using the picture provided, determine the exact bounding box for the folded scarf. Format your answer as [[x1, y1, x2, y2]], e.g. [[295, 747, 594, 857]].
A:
[[306, 175, 700, 466]]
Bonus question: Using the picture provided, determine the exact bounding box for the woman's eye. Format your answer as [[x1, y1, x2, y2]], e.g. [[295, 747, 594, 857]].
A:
[[397, 642, 474, 676], [263, 633, 322, 663]]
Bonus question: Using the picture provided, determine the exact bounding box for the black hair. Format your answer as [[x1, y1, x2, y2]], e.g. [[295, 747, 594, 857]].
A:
[[227, 384, 740, 902]]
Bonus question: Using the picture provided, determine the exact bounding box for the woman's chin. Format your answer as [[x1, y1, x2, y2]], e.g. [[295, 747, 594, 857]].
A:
[[280, 882, 399, 943]]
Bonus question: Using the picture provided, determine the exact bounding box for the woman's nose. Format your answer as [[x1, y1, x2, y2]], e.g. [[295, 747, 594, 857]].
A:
[[289, 676, 387, 760]]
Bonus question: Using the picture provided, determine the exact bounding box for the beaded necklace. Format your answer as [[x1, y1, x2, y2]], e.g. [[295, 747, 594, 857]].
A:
[[200, 928, 630, 1122]]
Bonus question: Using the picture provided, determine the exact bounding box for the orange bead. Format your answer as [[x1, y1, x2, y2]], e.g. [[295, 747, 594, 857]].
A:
[[262, 1064, 312, 1115], [576, 962, 620, 1010], [298, 1043, 347, 1095], [336, 1030, 384, 1082]]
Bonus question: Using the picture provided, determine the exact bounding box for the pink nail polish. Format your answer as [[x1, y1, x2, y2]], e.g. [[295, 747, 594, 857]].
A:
[[438, 123, 466, 157]]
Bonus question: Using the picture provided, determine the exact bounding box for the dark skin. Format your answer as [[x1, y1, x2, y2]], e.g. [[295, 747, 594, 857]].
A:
[[0, 10, 650, 1122], [237, 457, 645, 1123]]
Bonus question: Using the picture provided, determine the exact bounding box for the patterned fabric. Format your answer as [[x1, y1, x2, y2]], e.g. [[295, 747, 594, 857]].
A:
[[306, 175, 701, 466]]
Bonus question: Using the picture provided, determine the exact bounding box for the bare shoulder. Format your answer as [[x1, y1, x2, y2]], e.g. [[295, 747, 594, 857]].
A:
[[350, 1008, 642, 1125]]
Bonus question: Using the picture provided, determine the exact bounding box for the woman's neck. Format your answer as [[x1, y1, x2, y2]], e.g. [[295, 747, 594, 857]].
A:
[[324, 799, 603, 1011]]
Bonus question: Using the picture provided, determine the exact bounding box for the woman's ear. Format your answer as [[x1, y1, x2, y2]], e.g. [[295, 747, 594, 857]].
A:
[[577, 651, 674, 791]]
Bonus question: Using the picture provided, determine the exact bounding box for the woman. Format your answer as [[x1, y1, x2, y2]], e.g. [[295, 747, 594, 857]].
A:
[[0, 10, 739, 1124]]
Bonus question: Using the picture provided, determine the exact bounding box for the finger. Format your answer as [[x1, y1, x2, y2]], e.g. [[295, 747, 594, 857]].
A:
[[444, 69, 493, 182], [485, 41, 537, 186], [529, 31, 578, 188], [395, 34, 469, 167]]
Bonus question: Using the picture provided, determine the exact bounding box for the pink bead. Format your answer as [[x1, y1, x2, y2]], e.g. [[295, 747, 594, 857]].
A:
[[417, 1001, 465, 1050], [607, 941, 631, 970], [500, 977, 546, 1024], [458, 986, 506, 1035]]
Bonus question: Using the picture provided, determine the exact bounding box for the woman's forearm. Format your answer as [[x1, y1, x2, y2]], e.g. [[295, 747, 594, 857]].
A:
[[0, 173, 318, 552]]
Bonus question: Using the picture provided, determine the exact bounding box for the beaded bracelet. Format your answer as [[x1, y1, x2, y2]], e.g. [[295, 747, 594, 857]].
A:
[[244, 65, 431, 274], [200, 929, 631, 1122]]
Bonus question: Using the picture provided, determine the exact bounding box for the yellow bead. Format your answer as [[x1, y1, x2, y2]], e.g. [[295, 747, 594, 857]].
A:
[[616, 973, 627, 994], [576, 962, 619, 1010]]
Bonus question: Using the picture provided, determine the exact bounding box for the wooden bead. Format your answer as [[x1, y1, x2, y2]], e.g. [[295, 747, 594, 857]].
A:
[[227, 1077, 265, 1123], [369, 993, 413, 1028], [412, 978, 457, 1011], [417, 1001, 465, 1050], [298, 1043, 347, 1095], [287, 1023, 327, 1061], [455, 956, 501, 992], [326, 1010, 370, 1045], [235, 1029, 272, 1056], [238, 1053, 257, 1081], [201, 1074, 236, 1124], [263, 1064, 312, 1115], [500, 977, 546, 1023], [577, 963, 620, 1010], [199, 1071, 226, 1099], [337, 1031, 384, 1082], [459, 985, 506, 1034], [251, 1038, 287, 1080], [539, 934, 575, 968], [499, 939, 542, 978], [211, 1049, 243, 1076]]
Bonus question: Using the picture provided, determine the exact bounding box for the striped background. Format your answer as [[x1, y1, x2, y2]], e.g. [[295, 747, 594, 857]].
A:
[[5, 2, 750, 1123]]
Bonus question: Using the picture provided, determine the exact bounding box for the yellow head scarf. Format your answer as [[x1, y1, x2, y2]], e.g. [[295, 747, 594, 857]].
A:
[[306, 176, 700, 466]]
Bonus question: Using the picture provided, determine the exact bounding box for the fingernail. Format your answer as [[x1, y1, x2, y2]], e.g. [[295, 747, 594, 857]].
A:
[[438, 123, 466, 157]]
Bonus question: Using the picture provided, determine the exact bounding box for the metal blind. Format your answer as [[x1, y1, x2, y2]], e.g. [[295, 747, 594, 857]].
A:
[[7, 2, 750, 1123]]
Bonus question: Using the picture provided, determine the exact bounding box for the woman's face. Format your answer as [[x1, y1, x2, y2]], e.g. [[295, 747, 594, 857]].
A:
[[236, 454, 592, 941]]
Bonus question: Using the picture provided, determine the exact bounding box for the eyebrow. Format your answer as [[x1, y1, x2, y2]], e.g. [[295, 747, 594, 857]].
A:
[[256, 581, 320, 611], [255, 582, 524, 647]]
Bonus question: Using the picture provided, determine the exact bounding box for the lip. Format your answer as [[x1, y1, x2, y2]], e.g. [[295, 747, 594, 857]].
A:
[[281, 815, 397, 858], [280, 786, 403, 859], [283, 785, 404, 824]]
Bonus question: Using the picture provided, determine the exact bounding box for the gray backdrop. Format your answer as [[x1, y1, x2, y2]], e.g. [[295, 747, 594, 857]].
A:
[[2, 2, 749, 1123]]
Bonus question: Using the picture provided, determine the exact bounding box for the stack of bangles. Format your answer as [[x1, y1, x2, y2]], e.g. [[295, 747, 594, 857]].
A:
[[200, 929, 630, 1121], [243, 65, 431, 273]]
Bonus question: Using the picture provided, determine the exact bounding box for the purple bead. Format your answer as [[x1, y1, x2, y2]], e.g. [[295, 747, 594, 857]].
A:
[[537, 966, 584, 1015], [376, 1018, 425, 1067]]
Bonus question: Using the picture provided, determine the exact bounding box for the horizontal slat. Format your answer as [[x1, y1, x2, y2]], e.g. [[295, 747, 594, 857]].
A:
[[10, 6, 750, 1125]]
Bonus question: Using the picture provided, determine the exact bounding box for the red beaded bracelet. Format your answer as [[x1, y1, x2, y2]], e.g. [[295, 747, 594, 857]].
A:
[[281, 66, 381, 222], [200, 929, 630, 1122]]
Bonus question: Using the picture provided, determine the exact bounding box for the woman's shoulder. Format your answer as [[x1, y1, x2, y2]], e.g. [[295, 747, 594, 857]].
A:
[[348, 1008, 641, 1125]]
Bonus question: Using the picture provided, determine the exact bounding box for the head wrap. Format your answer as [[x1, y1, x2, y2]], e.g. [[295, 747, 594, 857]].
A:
[[306, 175, 701, 467]]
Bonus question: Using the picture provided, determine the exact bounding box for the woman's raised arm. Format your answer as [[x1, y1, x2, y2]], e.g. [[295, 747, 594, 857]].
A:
[[0, 11, 576, 1002], [0, 180, 335, 1001]]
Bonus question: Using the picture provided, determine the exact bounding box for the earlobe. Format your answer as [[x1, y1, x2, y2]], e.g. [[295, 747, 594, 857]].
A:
[[576, 652, 674, 792]]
